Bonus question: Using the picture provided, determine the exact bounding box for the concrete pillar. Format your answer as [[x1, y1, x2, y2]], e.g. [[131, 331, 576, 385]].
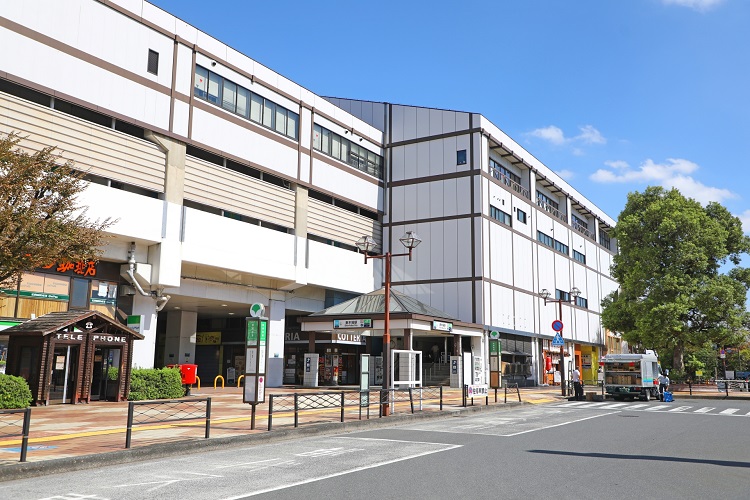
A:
[[453, 334, 462, 356], [403, 328, 412, 350], [266, 299, 286, 387], [164, 310, 197, 365], [144, 131, 186, 205], [130, 294, 158, 368]]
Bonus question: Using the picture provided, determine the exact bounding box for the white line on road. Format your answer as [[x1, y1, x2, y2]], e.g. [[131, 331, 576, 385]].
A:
[[719, 408, 739, 415], [694, 407, 715, 413], [502, 411, 619, 437], [645, 405, 670, 411], [626, 404, 648, 410], [668, 406, 692, 412], [218, 440, 462, 499]]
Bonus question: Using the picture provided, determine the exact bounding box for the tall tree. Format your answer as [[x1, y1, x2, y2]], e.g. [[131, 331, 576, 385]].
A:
[[602, 186, 750, 372], [0, 132, 113, 288]]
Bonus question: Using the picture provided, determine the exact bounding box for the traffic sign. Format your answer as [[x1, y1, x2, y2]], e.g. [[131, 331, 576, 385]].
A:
[[551, 332, 564, 347], [551, 320, 564, 332]]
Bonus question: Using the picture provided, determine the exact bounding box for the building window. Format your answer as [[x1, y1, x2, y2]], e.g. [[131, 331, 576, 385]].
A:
[[147, 50, 159, 75], [489, 158, 521, 184], [553, 239, 569, 255], [457, 150, 467, 165], [572, 214, 588, 230], [573, 250, 586, 264], [576, 296, 588, 309], [537, 231, 554, 248], [600, 231, 611, 250], [536, 191, 559, 210], [490, 205, 512, 226], [517, 209, 527, 224], [193, 65, 299, 140], [312, 124, 383, 179]]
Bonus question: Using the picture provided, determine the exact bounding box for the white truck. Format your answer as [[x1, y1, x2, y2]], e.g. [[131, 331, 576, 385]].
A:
[[603, 351, 661, 401]]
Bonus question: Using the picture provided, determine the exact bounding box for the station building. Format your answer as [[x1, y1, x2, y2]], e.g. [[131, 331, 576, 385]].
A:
[[0, 0, 618, 397]]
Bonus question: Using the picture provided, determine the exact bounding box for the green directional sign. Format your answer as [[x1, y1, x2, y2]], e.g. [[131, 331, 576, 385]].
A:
[[246, 320, 259, 346], [259, 320, 267, 344], [489, 339, 500, 354]]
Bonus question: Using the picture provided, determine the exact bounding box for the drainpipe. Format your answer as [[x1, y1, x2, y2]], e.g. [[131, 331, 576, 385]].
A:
[[124, 243, 171, 311]]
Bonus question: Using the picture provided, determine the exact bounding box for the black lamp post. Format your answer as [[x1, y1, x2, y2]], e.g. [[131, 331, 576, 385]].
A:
[[540, 287, 581, 397], [356, 231, 421, 416]]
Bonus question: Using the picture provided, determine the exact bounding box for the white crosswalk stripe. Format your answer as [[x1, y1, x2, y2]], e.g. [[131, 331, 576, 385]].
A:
[[719, 408, 739, 415], [694, 407, 715, 413], [668, 406, 692, 412], [645, 405, 670, 411], [626, 404, 648, 410]]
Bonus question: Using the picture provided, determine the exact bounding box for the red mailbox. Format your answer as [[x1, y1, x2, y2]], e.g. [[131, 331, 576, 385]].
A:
[[178, 364, 198, 385]]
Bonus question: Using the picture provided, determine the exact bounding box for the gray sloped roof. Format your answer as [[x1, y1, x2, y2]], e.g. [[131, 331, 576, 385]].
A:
[[308, 288, 456, 321], [2, 310, 144, 339]]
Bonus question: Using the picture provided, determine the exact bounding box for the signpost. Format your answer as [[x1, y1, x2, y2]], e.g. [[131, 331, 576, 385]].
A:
[[489, 331, 501, 389], [244, 314, 269, 429]]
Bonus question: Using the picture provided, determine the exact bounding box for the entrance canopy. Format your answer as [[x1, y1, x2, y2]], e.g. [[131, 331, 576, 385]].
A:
[[299, 288, 484, 338]]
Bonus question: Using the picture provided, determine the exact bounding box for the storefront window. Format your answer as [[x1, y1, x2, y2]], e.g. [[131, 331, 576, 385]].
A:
[[90, 280, 118, 318]]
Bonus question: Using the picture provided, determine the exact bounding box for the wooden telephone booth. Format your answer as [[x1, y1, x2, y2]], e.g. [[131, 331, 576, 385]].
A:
[[4, 310, 143, 405]]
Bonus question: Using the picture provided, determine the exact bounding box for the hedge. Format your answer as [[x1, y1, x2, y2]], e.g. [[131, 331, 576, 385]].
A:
[[0, 374, 33, 409], [128, 367, 185, 401]]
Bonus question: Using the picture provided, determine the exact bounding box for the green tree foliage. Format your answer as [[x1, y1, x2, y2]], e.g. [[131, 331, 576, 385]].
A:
[[0, 374, 33, 408], [602, 187, 750, 372], [0, 132, 113, 288]]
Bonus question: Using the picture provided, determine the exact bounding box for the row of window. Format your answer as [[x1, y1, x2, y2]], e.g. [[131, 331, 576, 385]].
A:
[[489, 205, 528, 228], [537, 230, 569, 255], [573, 250, 586, 265], [536, 191, 559, 210], [187, 145, 292, 190], [312, 124, 383, 179], [489, 158, 522, 185], [308, 189, 378, 221], [554, 289, 588, 309], [194, 66, 299, 140]]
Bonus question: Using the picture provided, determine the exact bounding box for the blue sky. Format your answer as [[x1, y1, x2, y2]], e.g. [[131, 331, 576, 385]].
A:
[[149, 0, 750, 227]]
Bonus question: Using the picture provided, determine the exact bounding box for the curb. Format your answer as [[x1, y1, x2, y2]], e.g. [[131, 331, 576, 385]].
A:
[[0, 400, 526, 482]]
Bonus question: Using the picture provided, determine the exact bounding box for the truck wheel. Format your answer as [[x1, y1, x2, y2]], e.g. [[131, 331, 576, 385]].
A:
[[642, 390, 650, 402]]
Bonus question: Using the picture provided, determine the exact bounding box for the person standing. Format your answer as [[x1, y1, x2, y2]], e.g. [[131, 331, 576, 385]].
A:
[[573, 367, 584, 400], [658, 370, 670, 401]]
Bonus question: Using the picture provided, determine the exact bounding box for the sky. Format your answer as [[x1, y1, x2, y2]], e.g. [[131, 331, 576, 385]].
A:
[[148, 0, 750, 229]]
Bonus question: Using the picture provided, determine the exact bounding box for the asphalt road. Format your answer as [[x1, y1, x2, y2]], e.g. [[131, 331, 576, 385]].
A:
[[4, 398, 750, 500]]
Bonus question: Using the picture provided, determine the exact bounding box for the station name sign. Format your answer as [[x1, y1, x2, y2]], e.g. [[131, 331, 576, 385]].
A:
[[432, 320, 453, 332], [333, 319, 372, 329]]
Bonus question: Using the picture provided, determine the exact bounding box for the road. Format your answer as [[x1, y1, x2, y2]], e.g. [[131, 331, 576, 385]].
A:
[[4, 398, 750, 500]]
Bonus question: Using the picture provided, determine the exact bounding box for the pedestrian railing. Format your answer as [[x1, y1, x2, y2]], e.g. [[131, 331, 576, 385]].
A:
[[504, 383, 521, 403], [267, 391, 348, 431], [125, 397, 211, 448], [379, 386, 444, 415], [0, 408, 31, 462], [715, 379, 749, 396]]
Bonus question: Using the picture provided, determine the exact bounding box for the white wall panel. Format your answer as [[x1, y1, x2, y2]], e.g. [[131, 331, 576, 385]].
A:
[[391, 146, 405, 182], [416, 107, 430, 138], [416, 183, 431, 220], [429, 139, 443, 176], [587, 269, 601, 313], [457, 219, 473, 277], [443, 219, 459, 278], [514, 291, 534, 333], [191, 107, 298, 179], [441, 136, 458, 175], [537, 247, 556, 292], [443, 178, 458, 217], [512, 234, 533, 291], [404, 183, 418, 222], [429, 181, 444, 218], [457, 281, 473, 322], [456, 177, 472, 214], [554, 253, 572, 292], [182, 208, 295, 280], [77, 184, 164, 243], [172, 99, 189, 137], [403, 143, 417, 180], [416, 141, 430, 179], [175, 44, 193, 96], [306, 241, 376, 293]]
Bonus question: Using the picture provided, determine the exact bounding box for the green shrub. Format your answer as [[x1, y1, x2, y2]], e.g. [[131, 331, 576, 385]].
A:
[[0, 374, 33, 409], [107, 367, 119, 381], [128, 367, 185, 401]]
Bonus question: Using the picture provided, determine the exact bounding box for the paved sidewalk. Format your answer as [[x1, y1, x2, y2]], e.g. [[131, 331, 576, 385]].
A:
[[0, 382, 744, 480]]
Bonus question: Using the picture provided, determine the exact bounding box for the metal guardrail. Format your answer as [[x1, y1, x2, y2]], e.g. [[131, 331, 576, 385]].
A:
[[504, 383, 522, 403], [379, 386, 444, 416], [268, 391, 347, 431], [715, 379, 750, 396], [0, 408, 31, 462], [125, 397, 211, 448]]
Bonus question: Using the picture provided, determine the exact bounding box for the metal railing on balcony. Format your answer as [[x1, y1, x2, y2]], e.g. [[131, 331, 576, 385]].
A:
[[572, 221, 595, 240], [491, 167, 530, 199], [536, 198, 567, 223]]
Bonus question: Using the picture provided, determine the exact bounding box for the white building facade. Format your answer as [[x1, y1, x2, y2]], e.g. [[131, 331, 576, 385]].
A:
[[0, 0, 617, 391]]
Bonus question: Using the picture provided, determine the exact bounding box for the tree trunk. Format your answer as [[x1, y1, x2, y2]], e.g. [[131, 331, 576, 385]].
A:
[[673, 339, 685, 373]]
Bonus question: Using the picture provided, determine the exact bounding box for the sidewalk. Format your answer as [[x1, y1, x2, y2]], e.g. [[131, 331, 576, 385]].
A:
[[0, 383, 744, 480]]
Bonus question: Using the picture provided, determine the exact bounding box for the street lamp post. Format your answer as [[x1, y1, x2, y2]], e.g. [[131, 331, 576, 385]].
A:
[[356, 231, 421, 416], [540, 287, 581, 397]]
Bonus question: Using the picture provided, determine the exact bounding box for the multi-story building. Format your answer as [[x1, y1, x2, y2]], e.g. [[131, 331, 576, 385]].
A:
[[0, 0, 617, 399]]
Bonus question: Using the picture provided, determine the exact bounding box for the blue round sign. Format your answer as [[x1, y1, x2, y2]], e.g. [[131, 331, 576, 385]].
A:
[[552, 320, 564, 332]]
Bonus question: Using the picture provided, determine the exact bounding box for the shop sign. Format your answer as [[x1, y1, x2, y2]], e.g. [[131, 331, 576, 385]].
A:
[[331, 332, 365, 344], [17, 290, 69, 301], [196, 332, 221, 345], [467, 384, 488, 398], [92, 334, 127, 343], [333, 319, 372, 329], [432, 320, 453, 332], [127, 315, 142, 335], [42, 260, 98, 277]]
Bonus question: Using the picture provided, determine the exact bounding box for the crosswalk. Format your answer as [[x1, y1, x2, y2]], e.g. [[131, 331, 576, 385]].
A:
[[554, 400, 750, 417]]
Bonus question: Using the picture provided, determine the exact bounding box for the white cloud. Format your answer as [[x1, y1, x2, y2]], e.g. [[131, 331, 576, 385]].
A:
[[557, 169, 575, 180], [590, 157, 736, 205], [662, 0, 724, 12], [605, 160, 630, 170], [528, 124, 606, 147], [737, 210, 750, 235], [576, 125, 606, 145], [529, 125, 566, 145]]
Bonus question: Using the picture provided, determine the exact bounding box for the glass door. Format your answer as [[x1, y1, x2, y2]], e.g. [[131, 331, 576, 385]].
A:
[[90, 347, 120, 401], [48, 345, 79, 404]]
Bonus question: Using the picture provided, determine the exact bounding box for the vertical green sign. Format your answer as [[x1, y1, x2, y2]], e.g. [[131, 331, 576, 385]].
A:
[[259, 320, 268, 345], [246, 320, 258, 346], [489, 339, 500, 354]]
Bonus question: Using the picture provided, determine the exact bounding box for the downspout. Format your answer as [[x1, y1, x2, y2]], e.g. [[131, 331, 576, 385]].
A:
[[124, 243, 171, 311]]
